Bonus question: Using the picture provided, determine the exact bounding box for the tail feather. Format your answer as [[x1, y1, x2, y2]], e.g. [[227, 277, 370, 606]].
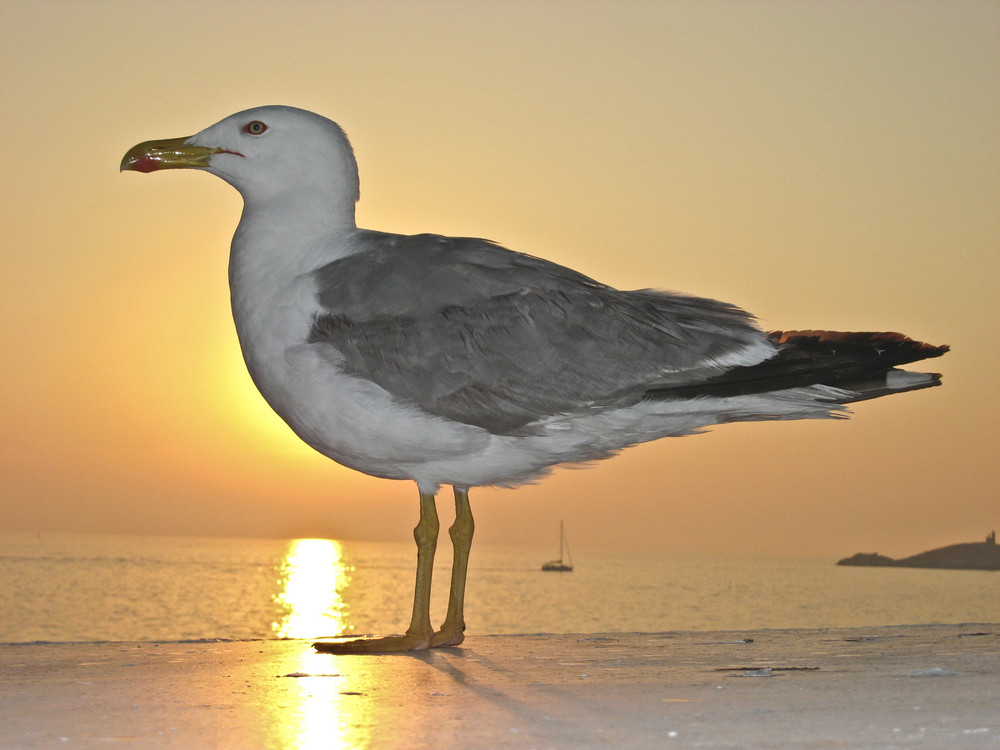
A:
[[645, 330, 948, 403]]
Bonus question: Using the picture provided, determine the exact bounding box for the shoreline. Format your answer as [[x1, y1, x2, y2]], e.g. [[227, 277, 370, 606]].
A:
[[837, 533, 1000, 571], [3, 623, 999, 748]]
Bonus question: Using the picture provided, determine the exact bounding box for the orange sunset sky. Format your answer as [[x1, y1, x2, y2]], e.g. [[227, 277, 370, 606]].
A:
[[1, 1, 997, 558]]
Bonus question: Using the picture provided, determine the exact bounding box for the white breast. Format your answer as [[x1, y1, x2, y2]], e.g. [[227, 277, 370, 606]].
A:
[[227, 222, 489, 486]]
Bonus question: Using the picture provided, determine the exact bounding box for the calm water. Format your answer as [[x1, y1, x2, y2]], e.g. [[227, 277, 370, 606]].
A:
[[1, 532, 997, 643]]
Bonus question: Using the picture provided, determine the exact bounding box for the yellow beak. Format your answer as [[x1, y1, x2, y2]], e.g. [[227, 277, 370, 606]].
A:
[[120, 136, 222, 173]]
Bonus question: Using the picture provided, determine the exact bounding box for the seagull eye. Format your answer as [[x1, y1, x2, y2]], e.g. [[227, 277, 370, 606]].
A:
[[242, 121, 268, 135]]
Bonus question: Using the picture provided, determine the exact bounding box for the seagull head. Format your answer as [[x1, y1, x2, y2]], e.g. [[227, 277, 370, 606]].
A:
[[121, 105, 360, 221]]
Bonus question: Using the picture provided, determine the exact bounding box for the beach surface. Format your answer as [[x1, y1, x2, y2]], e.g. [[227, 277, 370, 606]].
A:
[[3, 623, 998, 749]]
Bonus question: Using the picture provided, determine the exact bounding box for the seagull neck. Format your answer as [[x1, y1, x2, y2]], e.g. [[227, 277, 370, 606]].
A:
[[241, 191, 356, 234], [230, 199, 360, 284]]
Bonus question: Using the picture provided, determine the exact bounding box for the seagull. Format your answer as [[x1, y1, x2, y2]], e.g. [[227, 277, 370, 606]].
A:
[[121, 105, 947, 653]]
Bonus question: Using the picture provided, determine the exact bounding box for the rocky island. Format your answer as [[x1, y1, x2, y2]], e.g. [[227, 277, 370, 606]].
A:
[[837, 530, 999, 571]]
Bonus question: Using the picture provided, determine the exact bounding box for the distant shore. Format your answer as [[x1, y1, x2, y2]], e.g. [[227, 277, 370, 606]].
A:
[[837, 531, 999, 571]]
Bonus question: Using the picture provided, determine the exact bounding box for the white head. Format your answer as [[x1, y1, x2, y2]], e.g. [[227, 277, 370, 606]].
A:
[[122, 105, 360, 225]]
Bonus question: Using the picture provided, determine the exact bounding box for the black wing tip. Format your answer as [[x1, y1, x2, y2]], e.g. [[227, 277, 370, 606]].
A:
[[767, 330, 950, 361], [644, 330, 949, 402]]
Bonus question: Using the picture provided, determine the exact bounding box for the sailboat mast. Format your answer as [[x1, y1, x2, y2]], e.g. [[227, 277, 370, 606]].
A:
[[541, 520, 573, 571]]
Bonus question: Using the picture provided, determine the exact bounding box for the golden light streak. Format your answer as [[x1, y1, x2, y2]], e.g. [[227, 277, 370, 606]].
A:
[[269, 540, 374, 750], [280, 650, 373, 750], [273, 539, 354, 639]]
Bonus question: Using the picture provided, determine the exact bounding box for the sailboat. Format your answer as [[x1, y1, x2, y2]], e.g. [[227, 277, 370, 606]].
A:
[[541, 520, 574, 572]]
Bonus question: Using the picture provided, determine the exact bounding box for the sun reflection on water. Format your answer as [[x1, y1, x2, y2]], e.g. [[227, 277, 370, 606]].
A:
[[273, 650, 369, 750], [269, 539, 377, 749], [273, 538, 353, 639]]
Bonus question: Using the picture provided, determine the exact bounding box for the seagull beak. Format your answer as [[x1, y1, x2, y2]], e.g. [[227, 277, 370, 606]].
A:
[[120, 136, 222, 173]]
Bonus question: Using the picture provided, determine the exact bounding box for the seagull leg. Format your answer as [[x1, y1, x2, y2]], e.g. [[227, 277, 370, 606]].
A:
[[314, 490, 439, 653], [431, 486, 475, 647]]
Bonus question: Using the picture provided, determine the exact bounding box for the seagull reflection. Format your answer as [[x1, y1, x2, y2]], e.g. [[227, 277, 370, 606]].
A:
[[273, 539, 353, 639]]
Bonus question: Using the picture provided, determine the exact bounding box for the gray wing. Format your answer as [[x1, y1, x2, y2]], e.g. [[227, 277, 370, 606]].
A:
[[310, 232, 768, 434]]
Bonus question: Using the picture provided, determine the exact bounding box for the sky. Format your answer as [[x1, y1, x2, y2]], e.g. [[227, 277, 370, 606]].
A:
[[1, 1, 997, 559]]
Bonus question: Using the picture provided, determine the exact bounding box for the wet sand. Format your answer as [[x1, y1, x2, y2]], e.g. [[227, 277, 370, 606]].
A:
[[2, 624, 998, 748]]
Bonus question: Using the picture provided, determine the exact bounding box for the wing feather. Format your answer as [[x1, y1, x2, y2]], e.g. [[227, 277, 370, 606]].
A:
[[310, 232, 770, 433]]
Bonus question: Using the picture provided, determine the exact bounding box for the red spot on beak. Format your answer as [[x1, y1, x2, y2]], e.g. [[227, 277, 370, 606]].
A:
[[130, 155, 164, 173]]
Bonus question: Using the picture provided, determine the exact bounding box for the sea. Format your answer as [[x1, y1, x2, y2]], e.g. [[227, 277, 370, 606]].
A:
[[2, 532, 997, 644]]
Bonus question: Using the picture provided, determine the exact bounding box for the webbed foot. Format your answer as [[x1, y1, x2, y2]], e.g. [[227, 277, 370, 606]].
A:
[[313, 632, 431, 654], [430, 622, 465, 648]]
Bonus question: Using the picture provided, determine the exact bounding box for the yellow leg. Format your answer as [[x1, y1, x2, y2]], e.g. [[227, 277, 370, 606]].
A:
[[431, 486, 474, 648], [314, 490, 439, 654]]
